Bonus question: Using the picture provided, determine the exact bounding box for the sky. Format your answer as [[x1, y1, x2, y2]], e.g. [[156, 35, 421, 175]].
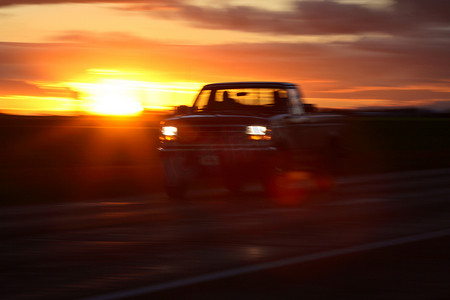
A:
[[0, 0, 449, 115]]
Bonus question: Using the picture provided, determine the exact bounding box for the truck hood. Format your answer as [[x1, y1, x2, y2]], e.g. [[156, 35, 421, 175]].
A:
[[162, 114, 270, 127]]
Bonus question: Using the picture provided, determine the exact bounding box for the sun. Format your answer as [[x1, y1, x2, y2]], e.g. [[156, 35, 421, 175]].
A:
[[84, 79, 144, 116], [67, 69, 205, 115]]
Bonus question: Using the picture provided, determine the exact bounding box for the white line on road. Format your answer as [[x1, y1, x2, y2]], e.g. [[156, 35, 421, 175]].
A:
[[82, 228, 450, 300]]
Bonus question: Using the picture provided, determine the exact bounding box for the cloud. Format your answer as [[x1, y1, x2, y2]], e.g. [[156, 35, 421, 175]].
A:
[[394, 0, 450, 23], [142, 0, 449, 36], [313, 88, 450, 102], [0, 78, 78, 100], [0, 0, 143, 7], [0, 0, 183, 10], [167, 2, 400, 35], [2, 0, 448, 37], [2, 0, 449, 34], [0, 27, 449, 108], [0, 1, 448, 110], [0, 79, 45, 96]]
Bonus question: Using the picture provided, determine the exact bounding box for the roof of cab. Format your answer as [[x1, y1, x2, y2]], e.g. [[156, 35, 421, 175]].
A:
[[202, 81, 297, 89]]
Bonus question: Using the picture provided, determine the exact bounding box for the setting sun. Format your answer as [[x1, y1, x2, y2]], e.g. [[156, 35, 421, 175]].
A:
[[64, 70, 203, 116], [69, 79, 144, 116], [83, 79, 144, 116]]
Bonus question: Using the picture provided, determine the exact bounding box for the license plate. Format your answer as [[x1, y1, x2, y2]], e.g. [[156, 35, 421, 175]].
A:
[[199, 154, 219, 166]]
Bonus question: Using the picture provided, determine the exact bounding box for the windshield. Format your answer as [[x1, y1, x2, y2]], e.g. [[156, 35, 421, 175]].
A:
[[193, 88, 290, 114]]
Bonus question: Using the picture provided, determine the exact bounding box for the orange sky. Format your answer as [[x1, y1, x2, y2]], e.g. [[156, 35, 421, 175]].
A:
[[0, 0, 449, 115]]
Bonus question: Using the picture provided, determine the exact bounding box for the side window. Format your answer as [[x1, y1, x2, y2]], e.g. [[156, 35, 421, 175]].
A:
[[193, 89, 211, 111], [215, 90, 226, 103], [288, 88, 304, 115]]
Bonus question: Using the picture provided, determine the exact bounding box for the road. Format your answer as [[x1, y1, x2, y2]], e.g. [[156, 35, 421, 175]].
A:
[[1, 168, 450, 299]]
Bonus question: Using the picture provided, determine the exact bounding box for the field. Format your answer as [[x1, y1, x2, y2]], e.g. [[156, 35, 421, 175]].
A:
[[1, 113, 449, 205]]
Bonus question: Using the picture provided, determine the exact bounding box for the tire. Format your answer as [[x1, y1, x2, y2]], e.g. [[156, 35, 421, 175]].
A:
[[223, 167, 246, 194], [261, 150, 286, 199], [311, 171, 335, 193], [225, 177, 243, 194], [261, 150, 309, 204], [261, 171, 281, 199], [162, 154, 189, 200], [262, 170, 310, 205], [165, 185, 187, 200], [312, 141, 341, 193]]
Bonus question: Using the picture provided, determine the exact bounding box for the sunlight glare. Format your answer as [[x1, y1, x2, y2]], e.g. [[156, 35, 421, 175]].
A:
[[86, 80, 143, 116], [67, 69, 204, 114]]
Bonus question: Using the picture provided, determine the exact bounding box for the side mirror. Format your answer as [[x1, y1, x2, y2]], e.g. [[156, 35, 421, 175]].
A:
[[303, 103, 317, 113], [176, 105, 191, 115]]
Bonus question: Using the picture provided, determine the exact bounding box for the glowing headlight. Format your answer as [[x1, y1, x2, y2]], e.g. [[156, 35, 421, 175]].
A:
[[160, 126, 178, 141], [246, 125, 267, 135], [161, 126, 178, 136], [246, 125, 271, 140]]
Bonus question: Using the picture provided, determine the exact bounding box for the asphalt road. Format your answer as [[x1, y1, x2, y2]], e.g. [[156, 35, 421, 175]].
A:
[[1, 168, 450, 300]]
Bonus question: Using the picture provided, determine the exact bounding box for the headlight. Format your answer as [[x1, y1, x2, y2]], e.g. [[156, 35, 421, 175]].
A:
[[246, 125, 271, 140], [246, 125, 267, 135], [162, 126, 177, 136], [160, 126, 178, 141]]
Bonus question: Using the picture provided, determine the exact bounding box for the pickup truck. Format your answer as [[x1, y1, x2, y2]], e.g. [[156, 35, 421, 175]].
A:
[[159, 82, 343, 199]]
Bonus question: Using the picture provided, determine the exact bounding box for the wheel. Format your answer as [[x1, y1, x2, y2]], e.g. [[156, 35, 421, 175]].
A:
[[261, 150, 311, 205], [225, 177, 243, 194], [261, 170, 282, 199], [162, 154, 189, 199], [312, 141, 341, 193], [165, 184, 187, 199], [223, 167, 245, 194], [262, 170, 310, 205], [262, 148, 291, 198], [311, 171, 335, 193]]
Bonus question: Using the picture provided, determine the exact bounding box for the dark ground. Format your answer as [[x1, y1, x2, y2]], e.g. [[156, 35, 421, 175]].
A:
[[2, 168, 448, 300], [1, 113, 449, 299], [147, 236, 450, 300], [1, 113, 449, 205]]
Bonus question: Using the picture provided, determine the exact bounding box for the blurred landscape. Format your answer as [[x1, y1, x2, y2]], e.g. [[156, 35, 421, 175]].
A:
[[1, 110, 449, 206]]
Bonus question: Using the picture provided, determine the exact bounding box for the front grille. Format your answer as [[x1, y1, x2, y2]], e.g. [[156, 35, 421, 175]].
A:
[[178, 126, 246, 145]]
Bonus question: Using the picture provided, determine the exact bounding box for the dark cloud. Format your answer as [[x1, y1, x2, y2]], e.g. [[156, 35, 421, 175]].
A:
[[394, 0, 450, 23], [62, 31, 450, 91], [149, 0, 449, 36], [2, 0, 448, 37], [313, 88, 450, 102], [151, 1, 405, 36]]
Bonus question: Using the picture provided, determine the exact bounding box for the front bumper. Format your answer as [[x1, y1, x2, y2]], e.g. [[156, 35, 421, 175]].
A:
[[159, 146, 277, 175]]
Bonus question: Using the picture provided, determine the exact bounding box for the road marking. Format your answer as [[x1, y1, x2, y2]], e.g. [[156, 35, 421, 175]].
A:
[[82, 228, 450, 300]]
